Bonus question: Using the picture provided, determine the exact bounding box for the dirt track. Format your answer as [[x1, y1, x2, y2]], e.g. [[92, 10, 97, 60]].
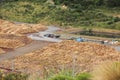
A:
[[0, 26, 59, 62], [0, 25, 119, 62], [0, 40, 52, 62]]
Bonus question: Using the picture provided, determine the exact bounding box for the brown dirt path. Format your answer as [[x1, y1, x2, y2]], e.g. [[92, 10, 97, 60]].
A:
[[0, 40, 52, 62]]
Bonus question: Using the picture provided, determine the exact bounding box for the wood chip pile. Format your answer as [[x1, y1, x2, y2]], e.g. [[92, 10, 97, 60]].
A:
[[0, 19, 47, 34], [0, 48, 5, 54], [0, 19, 47, 53], [0, 33, 32, 53], [0, 39, 24, 48], [0, 33, 31, 44], [1, 40, 120, 73]]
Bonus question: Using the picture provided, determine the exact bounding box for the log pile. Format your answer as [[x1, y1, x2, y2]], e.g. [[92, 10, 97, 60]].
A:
[[1, 40, 120, 73]]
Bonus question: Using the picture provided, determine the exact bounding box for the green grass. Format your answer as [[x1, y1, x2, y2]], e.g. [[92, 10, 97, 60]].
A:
[[0, 72, 28, 80], [76, 73, 91, 80], [48, 70, 91, 80], [0, 69, 91, 80], [99, 7, 120, 17]]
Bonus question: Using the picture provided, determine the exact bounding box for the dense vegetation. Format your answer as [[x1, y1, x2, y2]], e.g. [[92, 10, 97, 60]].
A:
[[0, 72, 28, 80], [0, 0, 120, 30], [0, 70, 91, 80], [53, 0, 120, 7]]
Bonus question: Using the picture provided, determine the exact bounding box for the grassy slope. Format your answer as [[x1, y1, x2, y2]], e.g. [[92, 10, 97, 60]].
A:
[[98, 7, 120, 30], [0, 1, 120, 30]]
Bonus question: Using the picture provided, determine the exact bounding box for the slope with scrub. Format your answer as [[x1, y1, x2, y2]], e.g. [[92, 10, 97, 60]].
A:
[[0, 0, 120, 30]]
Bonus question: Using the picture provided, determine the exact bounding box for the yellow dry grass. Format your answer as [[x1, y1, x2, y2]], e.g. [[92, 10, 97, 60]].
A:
[[92, 62, 120, 80]]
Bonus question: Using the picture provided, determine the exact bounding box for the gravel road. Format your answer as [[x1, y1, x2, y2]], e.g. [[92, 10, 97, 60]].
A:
[[28, 26, 62, 42], [0, 26, 60, 62], [0, 41, 52, 62], [0, 26, 119, 62], [112, 46, 120, 51]]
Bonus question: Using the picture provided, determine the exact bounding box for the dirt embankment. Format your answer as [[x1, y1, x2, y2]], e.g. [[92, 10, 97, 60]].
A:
[[1, 40, 120, 73], [0, 19, 47, 54]]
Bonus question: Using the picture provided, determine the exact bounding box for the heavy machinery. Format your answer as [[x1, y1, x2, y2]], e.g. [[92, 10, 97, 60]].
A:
[[44, 34, 60, 38]]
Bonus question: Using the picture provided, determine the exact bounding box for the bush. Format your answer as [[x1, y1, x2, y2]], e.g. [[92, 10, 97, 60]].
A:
[[76, 73, 91, 80], [106, 21, 114, 25], [49, 75, 74, 80], [3, 73, 28, 80], [113, 17, 120, 22]]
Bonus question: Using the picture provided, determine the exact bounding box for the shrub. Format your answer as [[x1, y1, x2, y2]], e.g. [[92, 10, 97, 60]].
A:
[[49, 75, 74, 80], [3, 73, 28, 80], [113, 17, 120, 22], [0, 0, 120, 30], [106, 21, 114, 25], [92, 62, 120, 80], [76, 72, 91, 80]]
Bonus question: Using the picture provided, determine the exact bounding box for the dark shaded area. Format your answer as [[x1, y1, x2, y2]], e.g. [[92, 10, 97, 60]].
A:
[[53, 0, 120, 8], [73, 30, 120, 38]]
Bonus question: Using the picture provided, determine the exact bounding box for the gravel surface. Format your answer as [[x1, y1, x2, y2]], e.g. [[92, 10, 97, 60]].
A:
[[112, 46, 120, 51], [28, 25, 120, 52], [27, 26, 62, 42], [0, 40, 52, 62]]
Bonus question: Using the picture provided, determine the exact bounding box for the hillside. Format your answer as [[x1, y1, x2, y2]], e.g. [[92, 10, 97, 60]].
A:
[[0, 0, 120, 30]]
